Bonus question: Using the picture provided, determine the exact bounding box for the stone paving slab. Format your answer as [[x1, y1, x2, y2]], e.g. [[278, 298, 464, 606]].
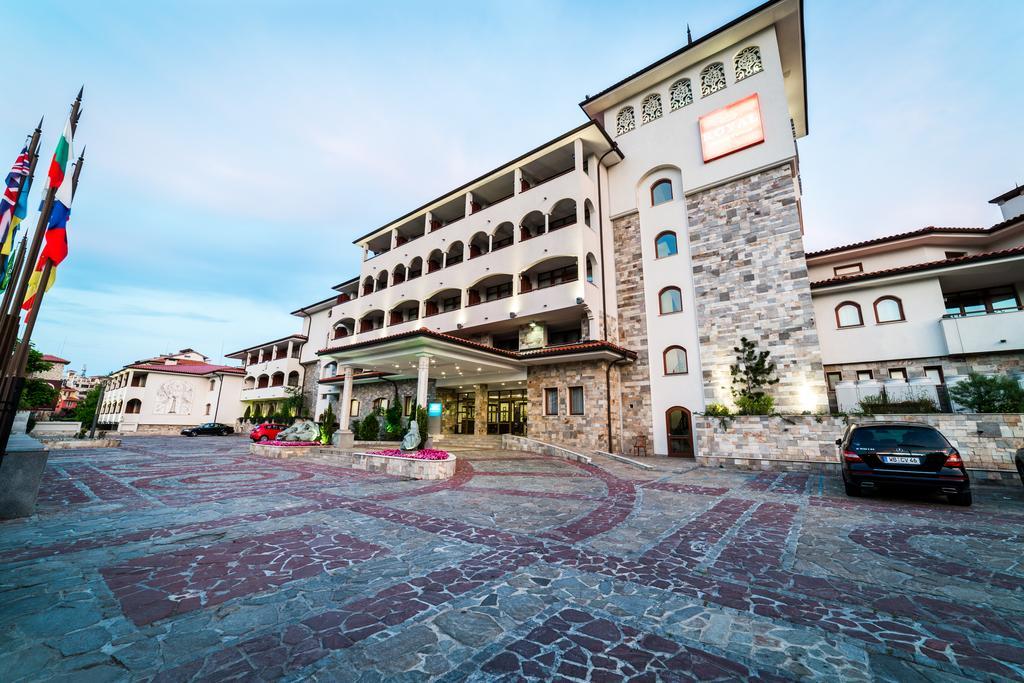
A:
[[1, 436, 1023, 681]]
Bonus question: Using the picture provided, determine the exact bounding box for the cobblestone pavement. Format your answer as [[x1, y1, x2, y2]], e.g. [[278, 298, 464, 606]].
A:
[[2, 437, 1023, 682]]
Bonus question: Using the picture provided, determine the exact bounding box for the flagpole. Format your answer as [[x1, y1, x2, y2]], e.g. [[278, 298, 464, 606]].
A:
[[0, 238, 27, 363], [0, 90, 83, 456]]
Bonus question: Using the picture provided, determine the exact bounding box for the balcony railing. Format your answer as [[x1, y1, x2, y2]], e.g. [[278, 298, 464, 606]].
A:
[[941, 308, 1024, 355]]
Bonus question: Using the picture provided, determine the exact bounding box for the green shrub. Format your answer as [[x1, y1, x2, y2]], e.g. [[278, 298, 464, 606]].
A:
[[947, 373, 1024, 413], [383, 403, 403, 440], [735, 394, 775, 415], [318, 403, 338, 445], [858, 389, 938, 415], [704, 403, 732, 417], [411, 404, 429, 449], [356, 413, 380, 441]]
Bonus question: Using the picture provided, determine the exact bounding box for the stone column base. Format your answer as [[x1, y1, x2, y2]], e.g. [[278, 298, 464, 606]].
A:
[[334, 430, 354, 449], [0, 435, 50, 519]]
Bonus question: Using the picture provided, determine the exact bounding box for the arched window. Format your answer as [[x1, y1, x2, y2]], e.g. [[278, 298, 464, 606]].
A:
[[209, 379, 216, 391], [664, 346, 688, 375], [205, 403, 211, 416], [659, 287, 682, 314], [616, 106, 635, 136], [125, 398, 142, 414], [836, 302, 863, 328], [641, 94, 662, 124], [651, 179, 673, 206], [874, 296, 905, 323], [734, 46, 763, 81], [585, 254, 597, 284], [655, 231, 678, 258], [669, 78, 693, 110], [700, 62, 727, 97]]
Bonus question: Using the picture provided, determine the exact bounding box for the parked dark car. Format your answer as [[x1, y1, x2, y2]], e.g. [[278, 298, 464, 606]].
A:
[[837, 421, 971, 505], [181, 422, 234, 437], [250, 422, 287, 442], [1015, 448, 1024, 487]]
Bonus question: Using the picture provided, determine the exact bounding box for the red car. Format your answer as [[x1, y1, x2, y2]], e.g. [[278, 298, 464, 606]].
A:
[[250, 422, 287, 442]]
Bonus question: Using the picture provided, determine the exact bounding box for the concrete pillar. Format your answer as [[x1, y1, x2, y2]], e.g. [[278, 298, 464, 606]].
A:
[[271, 345, 278, 361], [416, 354, 431, 408], [573, 138, 584, 173], [474, 384, 488, 435], [514, 168, 523, 195], [245, 352, 251, 367], [336, 366, 354, 448], [287, 340, 293, 359], [258, 349, 265, 363]]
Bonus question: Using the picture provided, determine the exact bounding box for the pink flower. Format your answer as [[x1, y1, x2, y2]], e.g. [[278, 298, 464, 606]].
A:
[[367, 448, 451, 460], [264, 440, 320, 446]]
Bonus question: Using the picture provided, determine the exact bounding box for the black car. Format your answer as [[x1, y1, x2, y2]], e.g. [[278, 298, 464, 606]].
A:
[[1015, 448, 1024, 487], [837, 421, 971, 505], [181, 422, 234, 437]]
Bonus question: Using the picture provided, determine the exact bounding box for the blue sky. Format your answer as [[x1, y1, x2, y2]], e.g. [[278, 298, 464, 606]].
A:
[[4, 0, 1022, 374]]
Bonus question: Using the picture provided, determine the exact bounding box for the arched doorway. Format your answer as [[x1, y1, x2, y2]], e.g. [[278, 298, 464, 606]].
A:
[[665, 406, 693, 457]]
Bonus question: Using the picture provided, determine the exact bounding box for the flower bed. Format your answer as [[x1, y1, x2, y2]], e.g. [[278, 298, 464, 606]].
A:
[[264, 440, 321, 447], [367, 448, 451, 461]]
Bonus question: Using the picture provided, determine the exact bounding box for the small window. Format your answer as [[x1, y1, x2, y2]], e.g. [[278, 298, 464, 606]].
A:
[[888, 368, 907, 381], [659, 287, 683, 314], [833, 263, 863, 277], [655, 231, 678, 258], [205, 403, 211, 415], [669, 78, 692, 110], [373, 397, 389, 412], [825, 372, 842, 390], [923, 366, 945, 384], [835, 302, 863, 328], [544, 388, 559, 416], [699, 62, 727, 97], [651, 180, 673, 205], [616, 106, 635, 136], [856, 370, 873, 381], [640, 93, 662, 124], [569, 387, 584, 415], [734, 46, 764, 81], [209, 380, 216, 391], [403, 396, 412, 416], [944, 251, 966, 259], [350, 398, 360, 416], [664, 346, 688, 375], [874, 296, 905, 323]]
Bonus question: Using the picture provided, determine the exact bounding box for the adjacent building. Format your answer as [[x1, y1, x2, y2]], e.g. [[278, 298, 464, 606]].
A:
[[27, 353, 70, 414], [99, 349, 244, 433], [225, 335, 308, 420]]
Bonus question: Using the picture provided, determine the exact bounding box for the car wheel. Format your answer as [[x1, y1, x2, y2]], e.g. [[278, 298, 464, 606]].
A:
[[843, 479, 860, 497], [259, 435, 269, 442], [185, 432, 195, 437], [948, 490, 973, 506]]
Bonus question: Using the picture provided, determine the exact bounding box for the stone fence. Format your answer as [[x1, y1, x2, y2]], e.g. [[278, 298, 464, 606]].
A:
[[695, 413, 1023, 483]]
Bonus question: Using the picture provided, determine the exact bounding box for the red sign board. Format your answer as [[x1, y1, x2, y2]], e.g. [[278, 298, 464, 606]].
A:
[[698, 93, 765, 162]]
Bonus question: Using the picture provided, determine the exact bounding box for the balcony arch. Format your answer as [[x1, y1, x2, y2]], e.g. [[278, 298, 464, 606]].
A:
[[492, 222, 514, 250], [359, 309, 385, 333], [407, 256, 423, 280], [287, 371, 300, 387], [468, 273, 514, 305], [333, 317, 355, 339], [427, 249, 444, 274], [469, 231, 490, 259], [322, 361, 337, 378], [520, 256, 578, 294], [125, 399, 142, 414], [257, 374, 270, 389], [375, 270, 388, 291], [583, 199, 595, 228], [520, 210, 545, 241], [392, 263, 407, 285], [389, 300, 421, 326], [547, 198, 577, 232], [244, 376, 256, 390], [445, 241, 464, 268], [361, 275, 374, 296], [423, 288, 462, 317], [271, 371, 285, 387], [585, 253, 597, 284]]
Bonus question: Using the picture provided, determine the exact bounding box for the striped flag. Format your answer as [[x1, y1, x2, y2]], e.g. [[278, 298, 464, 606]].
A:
[[0, 146, 31, 276], [23, 118, 74, 310]]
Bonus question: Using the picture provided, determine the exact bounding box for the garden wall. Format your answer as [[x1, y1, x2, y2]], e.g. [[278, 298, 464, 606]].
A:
[[695, 413, 1023, 482]]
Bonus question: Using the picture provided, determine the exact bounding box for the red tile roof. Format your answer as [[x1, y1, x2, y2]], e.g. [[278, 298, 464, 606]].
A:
[[317, 327, 637, 363], [41, 354, 70, 364], [128, 363, 244, 376], [810, 245, 1024, 289], [805, 215, 1021, 259]]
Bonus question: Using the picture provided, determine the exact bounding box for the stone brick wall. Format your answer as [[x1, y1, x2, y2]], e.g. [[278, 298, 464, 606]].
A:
[[301, 361, 320, 417], [695, 414, 1022, 480], [525, 360, 620, 452], [349, 379, 434, 424], [685, 162, 828, 413], [824, 351, 1024, 382], [610, 211, 654, 453]]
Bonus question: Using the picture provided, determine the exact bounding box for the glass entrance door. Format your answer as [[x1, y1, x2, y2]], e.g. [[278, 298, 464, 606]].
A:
[[665, 406, 694, 457], [487, 389, 527, 435], [454, 392, 475, 434]]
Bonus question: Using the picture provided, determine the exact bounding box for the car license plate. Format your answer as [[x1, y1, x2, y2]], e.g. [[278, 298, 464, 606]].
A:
[[882, 456, 920, 465]]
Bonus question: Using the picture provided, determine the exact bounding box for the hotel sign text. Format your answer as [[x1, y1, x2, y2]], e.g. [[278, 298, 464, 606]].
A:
[[699, 93, 765, 162]]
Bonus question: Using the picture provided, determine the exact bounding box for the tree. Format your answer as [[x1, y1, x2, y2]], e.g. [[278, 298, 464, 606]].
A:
[[318, 402, 338, 445], [74, 384, 103, 427], [283, 386, 306, 419], [729, 337, 779, 415], [20, 345, 57, 410], [947, 373, 1024, 413]]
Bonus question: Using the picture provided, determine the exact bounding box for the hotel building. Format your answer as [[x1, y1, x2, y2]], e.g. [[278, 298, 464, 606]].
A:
[[243, 0, 1021, 456]]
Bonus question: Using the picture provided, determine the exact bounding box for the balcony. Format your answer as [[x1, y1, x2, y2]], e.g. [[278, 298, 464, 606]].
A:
[[941, 309, 1024, 355], [241, 385, 294, 402]]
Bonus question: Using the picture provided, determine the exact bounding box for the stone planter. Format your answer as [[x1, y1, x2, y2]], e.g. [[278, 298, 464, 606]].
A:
[[0, 411, 49, 519], [321, 449, 456, 480], [46, 438, 122, 450]]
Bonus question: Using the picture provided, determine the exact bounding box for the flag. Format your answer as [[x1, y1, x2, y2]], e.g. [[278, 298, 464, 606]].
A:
[[0, 146, 31, 275], [23, 118, 74, 310], [0, 241, 19, 291]]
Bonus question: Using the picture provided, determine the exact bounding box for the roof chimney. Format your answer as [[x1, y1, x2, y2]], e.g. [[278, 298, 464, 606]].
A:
[[989, 183, 1024, 221]]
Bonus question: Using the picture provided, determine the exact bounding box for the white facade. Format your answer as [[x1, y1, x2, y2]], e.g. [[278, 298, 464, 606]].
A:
[[226, 335, 307, 413]]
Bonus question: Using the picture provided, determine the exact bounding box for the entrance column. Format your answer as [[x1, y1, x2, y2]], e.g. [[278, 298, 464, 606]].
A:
[[473, 384, 488, 435], [336, 366, 354, 448], [416, 354, 431, 408]]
